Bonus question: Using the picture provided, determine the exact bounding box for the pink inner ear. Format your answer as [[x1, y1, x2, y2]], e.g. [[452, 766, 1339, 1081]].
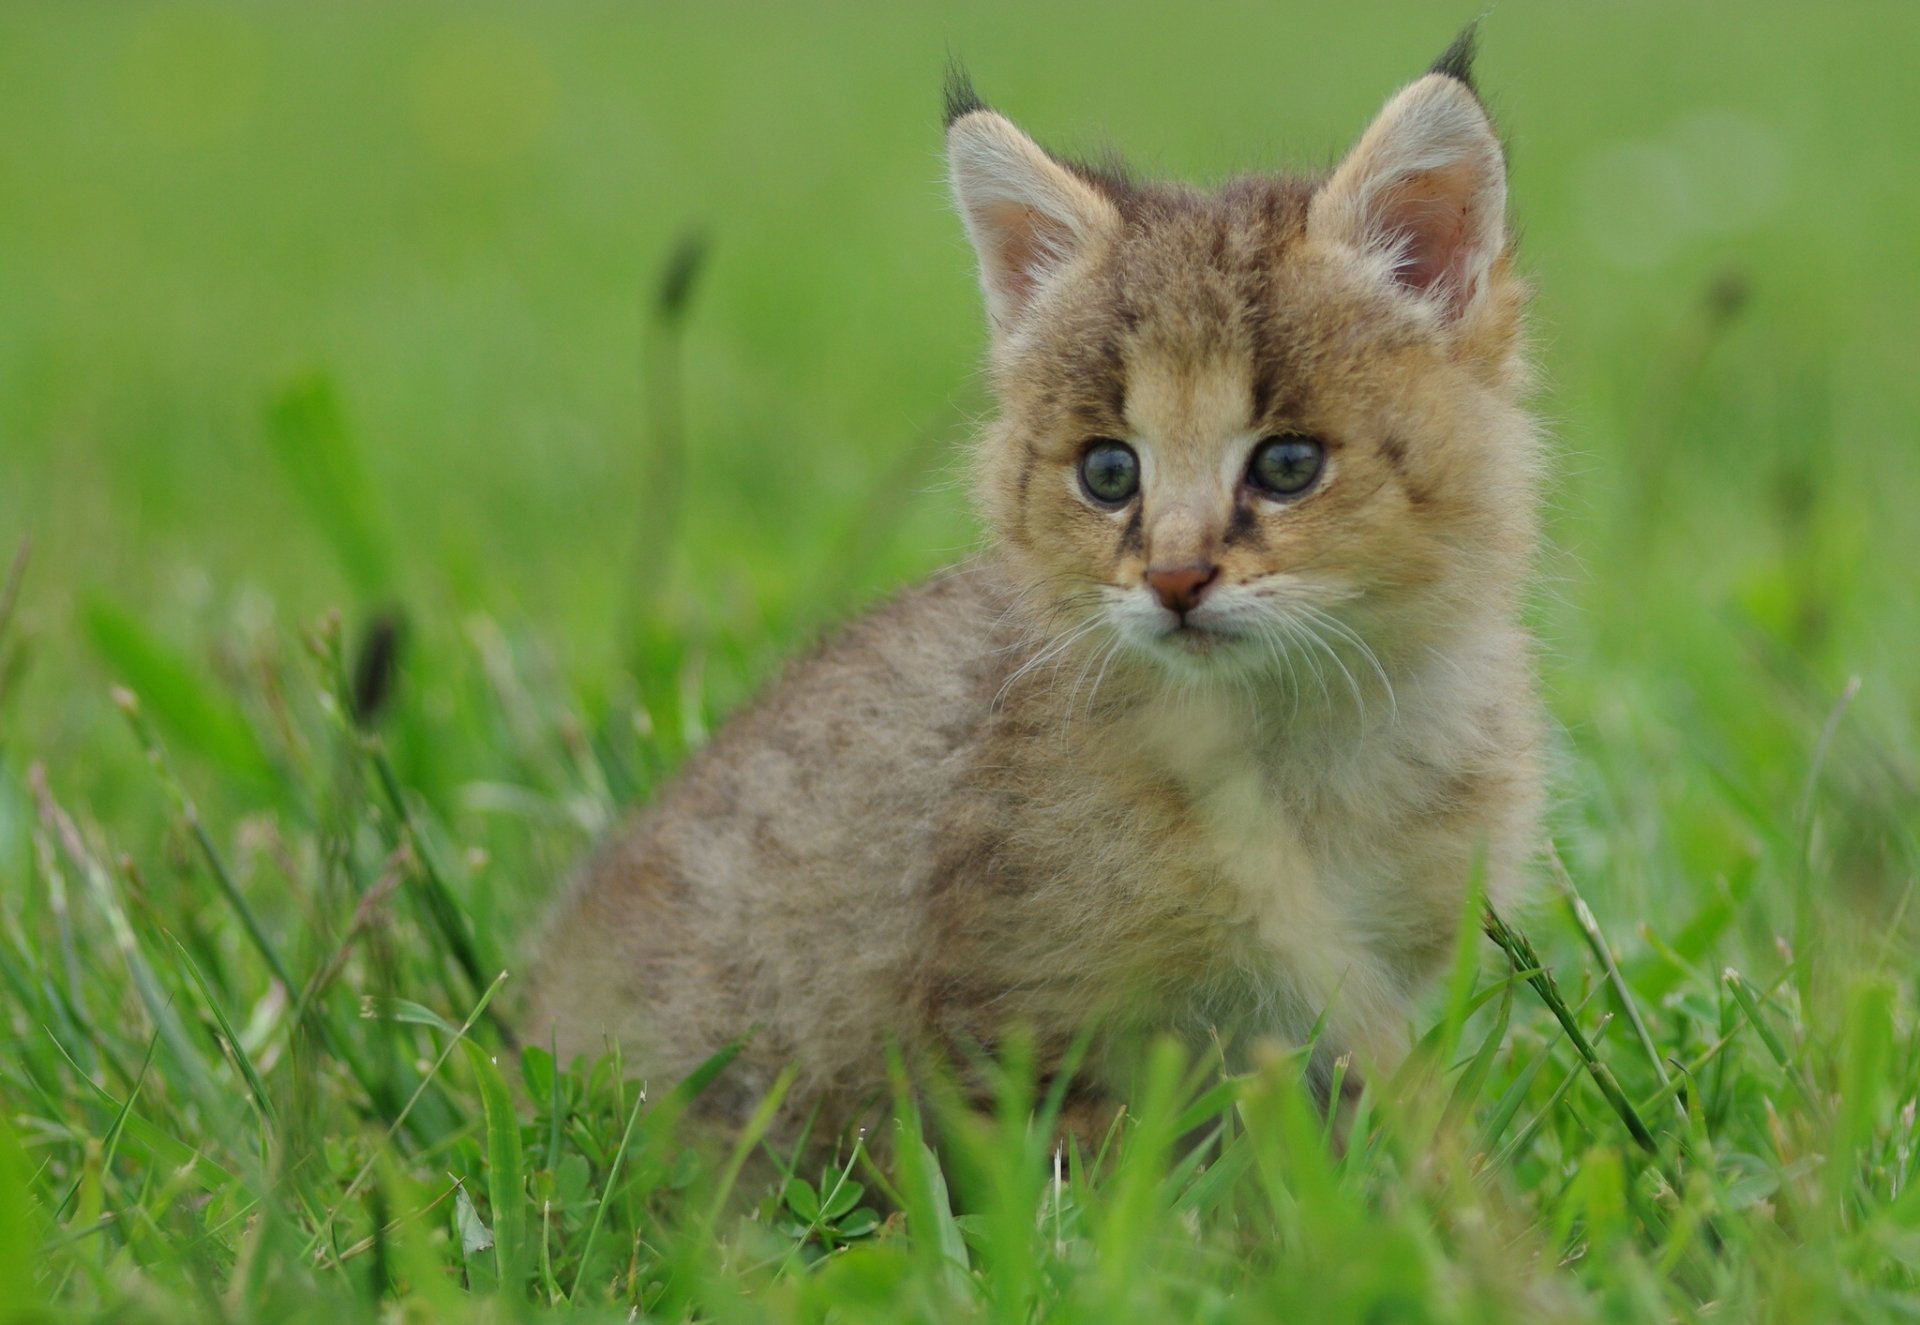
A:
[[1374, 159, 1483, 310], [978, 199, 1071, 317]]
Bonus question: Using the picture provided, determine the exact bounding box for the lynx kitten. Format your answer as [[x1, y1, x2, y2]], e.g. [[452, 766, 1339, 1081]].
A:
[[529, 34, 1544, 1138]]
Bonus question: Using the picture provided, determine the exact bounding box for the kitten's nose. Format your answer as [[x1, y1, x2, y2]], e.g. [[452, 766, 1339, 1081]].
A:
[[1145, 563, 1218, 616]]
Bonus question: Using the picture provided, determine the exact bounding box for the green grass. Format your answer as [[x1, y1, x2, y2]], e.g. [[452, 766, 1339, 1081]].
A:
[[3, 3, 1919, 1320]]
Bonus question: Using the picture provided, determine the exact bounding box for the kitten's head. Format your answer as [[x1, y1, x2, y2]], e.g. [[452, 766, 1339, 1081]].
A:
[[948, 37, 1539, 690]]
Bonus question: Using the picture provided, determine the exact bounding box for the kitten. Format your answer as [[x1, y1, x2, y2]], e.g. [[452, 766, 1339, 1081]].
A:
[[527, 32, 1544, 1142]]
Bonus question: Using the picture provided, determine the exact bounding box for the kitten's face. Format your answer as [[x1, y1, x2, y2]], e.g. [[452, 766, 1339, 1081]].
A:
[[950, 69, 1537, 689]]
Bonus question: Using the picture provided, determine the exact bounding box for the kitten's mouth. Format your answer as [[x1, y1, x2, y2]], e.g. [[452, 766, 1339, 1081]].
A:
[[1160, 620, 1237, 655]]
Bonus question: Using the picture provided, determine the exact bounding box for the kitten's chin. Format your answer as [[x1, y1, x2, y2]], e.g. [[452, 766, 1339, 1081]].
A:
[[1142, 622, 1262, 674], [1161, 624, 1234, 655]]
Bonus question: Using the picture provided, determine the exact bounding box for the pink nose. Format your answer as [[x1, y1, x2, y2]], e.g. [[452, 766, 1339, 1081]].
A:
[[1145, 563, 1218, 615]]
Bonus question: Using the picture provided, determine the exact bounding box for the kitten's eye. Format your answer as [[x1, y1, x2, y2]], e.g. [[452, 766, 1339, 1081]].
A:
[[1078, 439, 1140, 506], [1247, 435, 1325, 498]]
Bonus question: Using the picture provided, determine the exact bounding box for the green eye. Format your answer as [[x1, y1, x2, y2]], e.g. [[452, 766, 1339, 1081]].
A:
[[1248, 435, 1325, 498], [1079, 439, 1140, 506]]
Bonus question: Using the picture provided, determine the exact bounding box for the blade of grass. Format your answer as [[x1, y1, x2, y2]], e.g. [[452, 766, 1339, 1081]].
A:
[[567, 1069, 648, 1305], [0, 536, 25, 634], [1487, 1016, 1614, 1173], [264, 374, 394, 600], [169, 934, 277, 1129], [462, 1041, 527, 1294], [52, 1031, 160, 1223], [707, 1068, 798, 1239], [41, 1027, 235, 1194], [31, 765, 213, 1105], [363, 997, 464, 1037], [1476, 1035, 1555, 1156], [621, 228, 708, 657], [366, 742, 496, 1016], [0, 536, 28, 704], [887, 1047, 973, 1300], [1551, 845, 1678, 1121], [1723, 967, 1818, 1112], [312, 970, 509, 1258], [569, 1038, 745, 1304], [1484, 903, 1657, 1153], [1446, 974, 1514, 1126], [0, 1111, 39, 1312], [84, 600, 274, 787], [111, 690, 295, 997]]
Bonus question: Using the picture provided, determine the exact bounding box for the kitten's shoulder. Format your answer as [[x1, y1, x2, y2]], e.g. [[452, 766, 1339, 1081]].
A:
[[653, 560, 1023, 808], [771, 559, 1020, 705]]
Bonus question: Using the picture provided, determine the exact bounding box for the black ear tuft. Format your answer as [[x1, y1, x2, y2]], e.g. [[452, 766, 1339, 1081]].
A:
[[943, 58, 987, 128], [1429, 20, 1480, 93]]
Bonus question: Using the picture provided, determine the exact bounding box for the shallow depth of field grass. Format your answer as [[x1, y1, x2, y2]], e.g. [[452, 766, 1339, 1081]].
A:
[[3, 3, 1919, 1321]]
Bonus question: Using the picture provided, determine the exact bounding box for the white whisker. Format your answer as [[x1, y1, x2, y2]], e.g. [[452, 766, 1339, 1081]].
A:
[[1293, 612, 1367, 727], [1298, 602, 1397, 721], [996, 616, 1104, 709], [1081, 633, 1127, 720]]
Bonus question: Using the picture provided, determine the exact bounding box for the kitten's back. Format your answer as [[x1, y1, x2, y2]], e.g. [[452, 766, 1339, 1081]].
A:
[[527, 564, 1017, 1122]]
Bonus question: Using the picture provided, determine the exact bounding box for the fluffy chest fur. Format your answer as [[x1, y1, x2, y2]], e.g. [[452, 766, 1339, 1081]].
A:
[[942, 631, 1523, 1070], [1139, 697, 1354, 929]]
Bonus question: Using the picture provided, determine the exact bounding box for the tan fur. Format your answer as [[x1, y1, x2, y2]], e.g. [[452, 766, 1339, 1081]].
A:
[[527, 68, 1545, 1141]]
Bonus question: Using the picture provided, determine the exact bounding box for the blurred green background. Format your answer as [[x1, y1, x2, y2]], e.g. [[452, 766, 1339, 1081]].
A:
[[3, 7, 1919, 1318], [2, 1, 1916, 928]]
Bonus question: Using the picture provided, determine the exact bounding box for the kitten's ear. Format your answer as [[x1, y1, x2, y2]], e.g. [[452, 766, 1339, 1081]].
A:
[[947, 101, 1120, 332], [1308, 68, 1508, 321]]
